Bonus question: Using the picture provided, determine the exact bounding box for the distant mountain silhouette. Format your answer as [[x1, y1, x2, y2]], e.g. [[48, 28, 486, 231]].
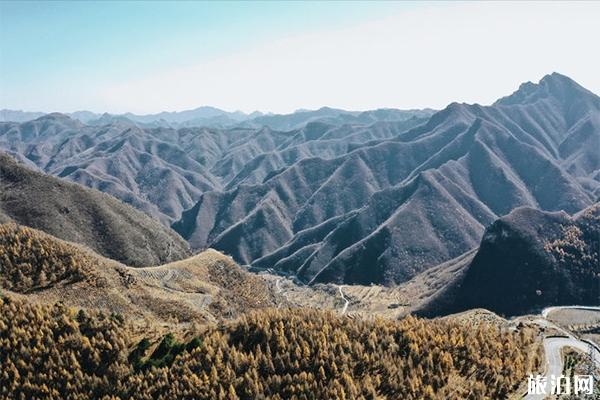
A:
[[88, 106, 253, 129], [239, 107, 435, 131], [0, 106, 431, 130], [0, 106, 249, 127], [0, 109, 46, 122], [0, 152, 190, 267], [1, 109, 100, 124]]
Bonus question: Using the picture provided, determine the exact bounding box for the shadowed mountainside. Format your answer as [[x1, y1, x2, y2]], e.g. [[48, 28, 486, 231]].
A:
[[416, 203, 600, 317], [0, 153, 190, 267]]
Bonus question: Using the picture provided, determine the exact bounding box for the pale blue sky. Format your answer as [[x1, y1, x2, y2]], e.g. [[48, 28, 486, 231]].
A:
[[1, 1, 599, 114]]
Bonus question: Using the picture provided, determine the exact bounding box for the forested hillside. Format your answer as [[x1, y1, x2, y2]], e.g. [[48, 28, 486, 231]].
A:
[[0, 223, 280, 324], [0, 296, 541, 400]]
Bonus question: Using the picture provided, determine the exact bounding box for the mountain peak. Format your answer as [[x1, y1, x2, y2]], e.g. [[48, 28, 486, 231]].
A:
[[538, 72, 589, 96], [33, 112, 83, 128], [539, 71, 574, 85], [87, 112, 137, 126], [36, 112, 72, 120], [494, 72, 598, 107]]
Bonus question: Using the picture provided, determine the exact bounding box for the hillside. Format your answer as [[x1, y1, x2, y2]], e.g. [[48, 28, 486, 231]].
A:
[[0, 221, 424, 324], [0, 296, 541, 400], [417, 203, 600, 317], [0, 223, 277, 324], [0, 153, 190, 267], [0, 223, 89, 292]]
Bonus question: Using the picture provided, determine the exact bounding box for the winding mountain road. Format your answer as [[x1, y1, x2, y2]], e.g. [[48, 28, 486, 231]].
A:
[[523, 306, 600, 399]]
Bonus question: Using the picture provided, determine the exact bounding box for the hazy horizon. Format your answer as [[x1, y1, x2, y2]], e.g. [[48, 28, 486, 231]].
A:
[[1, 1, 599, 115]]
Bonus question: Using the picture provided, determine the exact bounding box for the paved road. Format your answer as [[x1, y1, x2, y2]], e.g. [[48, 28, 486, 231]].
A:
[[525, 337, 600, 399], [541, 305, 600, 319], [523, 306, 600, 399]]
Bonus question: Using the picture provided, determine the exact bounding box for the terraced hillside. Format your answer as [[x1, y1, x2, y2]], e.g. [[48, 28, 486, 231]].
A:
[[0, 223, 277, 324]]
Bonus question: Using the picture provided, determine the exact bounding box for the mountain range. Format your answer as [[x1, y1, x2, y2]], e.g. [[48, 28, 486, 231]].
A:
[[176, 73, 599, 285], [0, 105, 433, 130], [0, 146, 549, 399], [0, 109, 430, 225], [2, 143, 597, 320], [0, 106, 253, 126], [1, 72, 598, 287]]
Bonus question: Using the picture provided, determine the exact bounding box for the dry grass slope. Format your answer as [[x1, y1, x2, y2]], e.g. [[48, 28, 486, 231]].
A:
[[133, 250, 277, 321]]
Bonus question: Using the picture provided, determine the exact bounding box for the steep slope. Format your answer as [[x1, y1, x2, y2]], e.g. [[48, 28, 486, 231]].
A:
[[0, 153, 190, 266], [417, 203, 600, 317], [219, 118, 429, 189], [176, 73, 597, 285]]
